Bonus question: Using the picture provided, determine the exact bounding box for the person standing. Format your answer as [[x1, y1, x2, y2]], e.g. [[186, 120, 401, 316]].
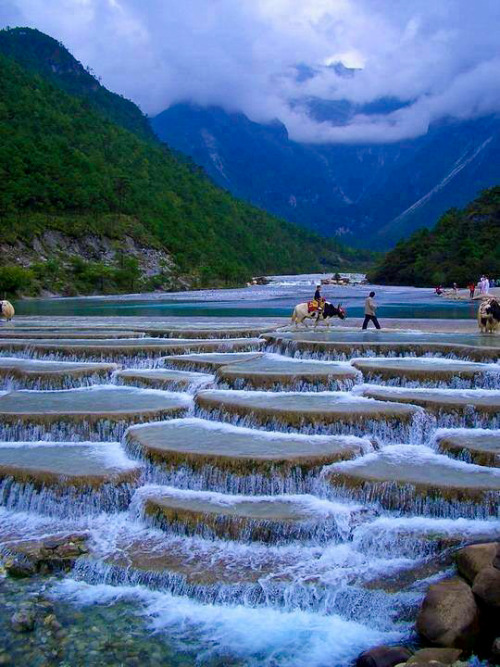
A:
[[468, 281, 475, 299], [362, 291, 381, 330]]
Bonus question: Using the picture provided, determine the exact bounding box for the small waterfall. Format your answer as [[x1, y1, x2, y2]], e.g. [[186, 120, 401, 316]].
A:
[[216, 377, 359, 392], [0, 418, 170, 442], [194, 404, 429, 445], [322, 479, 499, 519], [71, 557, 421, 625], [0, 477, 138, 517]]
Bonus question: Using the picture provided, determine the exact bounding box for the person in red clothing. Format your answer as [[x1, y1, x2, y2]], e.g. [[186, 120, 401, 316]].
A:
[[468, 282, 476, 299]]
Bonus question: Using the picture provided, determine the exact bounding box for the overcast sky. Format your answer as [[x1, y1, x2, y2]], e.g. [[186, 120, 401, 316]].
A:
[[1, 0, 500, 143]]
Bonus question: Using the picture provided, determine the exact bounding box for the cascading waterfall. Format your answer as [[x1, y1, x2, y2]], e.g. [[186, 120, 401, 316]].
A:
[[0, 323, 499, 667]]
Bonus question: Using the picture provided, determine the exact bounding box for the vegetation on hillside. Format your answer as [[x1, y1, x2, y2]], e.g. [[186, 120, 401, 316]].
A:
[[368, 187, 500, 286], [0, 27, 154, 141], [0, 31, 374, 296]]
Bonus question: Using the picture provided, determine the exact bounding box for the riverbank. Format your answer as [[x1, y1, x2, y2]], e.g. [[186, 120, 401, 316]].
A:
[[440, 287, 500, 302]]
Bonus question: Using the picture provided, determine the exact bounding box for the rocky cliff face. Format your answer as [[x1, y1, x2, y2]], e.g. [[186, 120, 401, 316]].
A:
[[0, 230, 189, 295]]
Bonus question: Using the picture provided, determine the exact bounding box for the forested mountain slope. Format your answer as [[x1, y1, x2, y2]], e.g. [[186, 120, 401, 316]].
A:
[[368, 187, 500, 286], [0, 27, 154, 141], [0, 28, 372, 296]]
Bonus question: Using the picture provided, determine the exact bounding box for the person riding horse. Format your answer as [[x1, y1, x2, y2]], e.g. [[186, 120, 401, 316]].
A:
[[312, 284, 325, 315]]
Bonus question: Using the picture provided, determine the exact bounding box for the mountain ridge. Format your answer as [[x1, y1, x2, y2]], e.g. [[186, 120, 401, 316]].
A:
[[151, 102, 500, 249]]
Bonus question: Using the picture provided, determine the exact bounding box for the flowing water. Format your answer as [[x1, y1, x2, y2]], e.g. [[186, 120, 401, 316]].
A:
[[12, 273, 478, 320], [0, 280, 498, 666]]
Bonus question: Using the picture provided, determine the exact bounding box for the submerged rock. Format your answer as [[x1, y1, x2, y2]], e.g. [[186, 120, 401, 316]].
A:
[[10, 606, 35, 632], [3, 532, 89, 577], [416, 576, 480, 649], [355, 645, 412, 667]]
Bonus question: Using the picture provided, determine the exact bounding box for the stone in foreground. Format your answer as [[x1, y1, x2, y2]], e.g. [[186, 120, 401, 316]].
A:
[[435, 428, 500, 467], [125, 417, 371, 476], [217, 353, 360, 390], [326, 445, 500, 515], [472, 567, 500, 608], [456, 542, 499, 584], [355, 645, 412, 667], [406, 648, 463, 664], [416, 576, 480, 649]]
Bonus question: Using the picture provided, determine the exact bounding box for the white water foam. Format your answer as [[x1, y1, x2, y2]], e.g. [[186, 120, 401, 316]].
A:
[[51, 578, 405, 667]]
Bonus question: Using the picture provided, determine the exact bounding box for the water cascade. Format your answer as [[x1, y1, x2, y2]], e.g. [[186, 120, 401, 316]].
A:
[[0, 321, 499, 666]]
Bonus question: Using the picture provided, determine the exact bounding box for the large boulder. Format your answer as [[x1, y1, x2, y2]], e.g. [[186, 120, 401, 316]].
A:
[[472, 567, 500, 608], [493, 544, 500, 570], [406, 648, 463, 665], [416, 577, 480, 649], [455, 543, 498, 584], [356, 645, 412, 667]]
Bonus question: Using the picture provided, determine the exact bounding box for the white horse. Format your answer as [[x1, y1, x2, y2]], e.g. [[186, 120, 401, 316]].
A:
[[291, 301, 346, 328], [1, 300, 15, 321]]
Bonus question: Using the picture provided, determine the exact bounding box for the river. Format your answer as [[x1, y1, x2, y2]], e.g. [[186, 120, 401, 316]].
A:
[[12, 273, 476, 320]]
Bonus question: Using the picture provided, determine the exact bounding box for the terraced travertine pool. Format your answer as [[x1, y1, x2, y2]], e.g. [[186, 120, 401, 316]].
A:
[[0, 319, 498, 667]]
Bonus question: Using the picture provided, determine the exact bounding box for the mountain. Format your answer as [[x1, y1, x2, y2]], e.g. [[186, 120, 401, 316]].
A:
[[367, 186, 500, 286], [0, 27, 372, 296], [0, 27, 154, 141], [151, 103, 500, 250]]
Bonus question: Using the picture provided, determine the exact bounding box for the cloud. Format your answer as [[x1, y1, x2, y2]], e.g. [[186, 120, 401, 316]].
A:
[[2, 0, 500, 143]]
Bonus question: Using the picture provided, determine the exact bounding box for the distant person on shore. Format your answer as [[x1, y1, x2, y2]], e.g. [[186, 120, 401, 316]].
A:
[[479, 276, 490, 295], [468, 282, 476, 299], [362, 291, 381, 330], [452, 282, 458, 295], [435, 285, 443, 295]]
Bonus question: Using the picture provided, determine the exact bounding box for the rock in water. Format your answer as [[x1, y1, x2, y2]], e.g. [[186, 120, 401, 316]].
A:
[[416, 577, 480, 649], [406, 647, 463, 664], [355, 645, 412, 667], [493, 543, 500, 569], [472, 567, 500, 608], [455, 542, 498, 584], [10, 607, 35, 632]]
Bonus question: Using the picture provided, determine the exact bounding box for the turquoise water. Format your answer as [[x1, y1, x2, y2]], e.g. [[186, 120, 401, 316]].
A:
[[12, 274, 476, 320]]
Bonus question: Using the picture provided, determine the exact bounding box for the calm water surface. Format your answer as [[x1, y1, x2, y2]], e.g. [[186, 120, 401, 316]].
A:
[[13, 274, 476, 320]]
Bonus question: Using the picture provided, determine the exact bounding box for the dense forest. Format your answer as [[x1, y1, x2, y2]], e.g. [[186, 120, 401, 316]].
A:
[[368, 186, 500, 286], [0, 27, 374, 296]]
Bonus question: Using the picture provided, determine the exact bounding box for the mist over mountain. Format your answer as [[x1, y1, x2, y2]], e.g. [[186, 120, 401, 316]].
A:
[[151, 103, 500, 249]]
